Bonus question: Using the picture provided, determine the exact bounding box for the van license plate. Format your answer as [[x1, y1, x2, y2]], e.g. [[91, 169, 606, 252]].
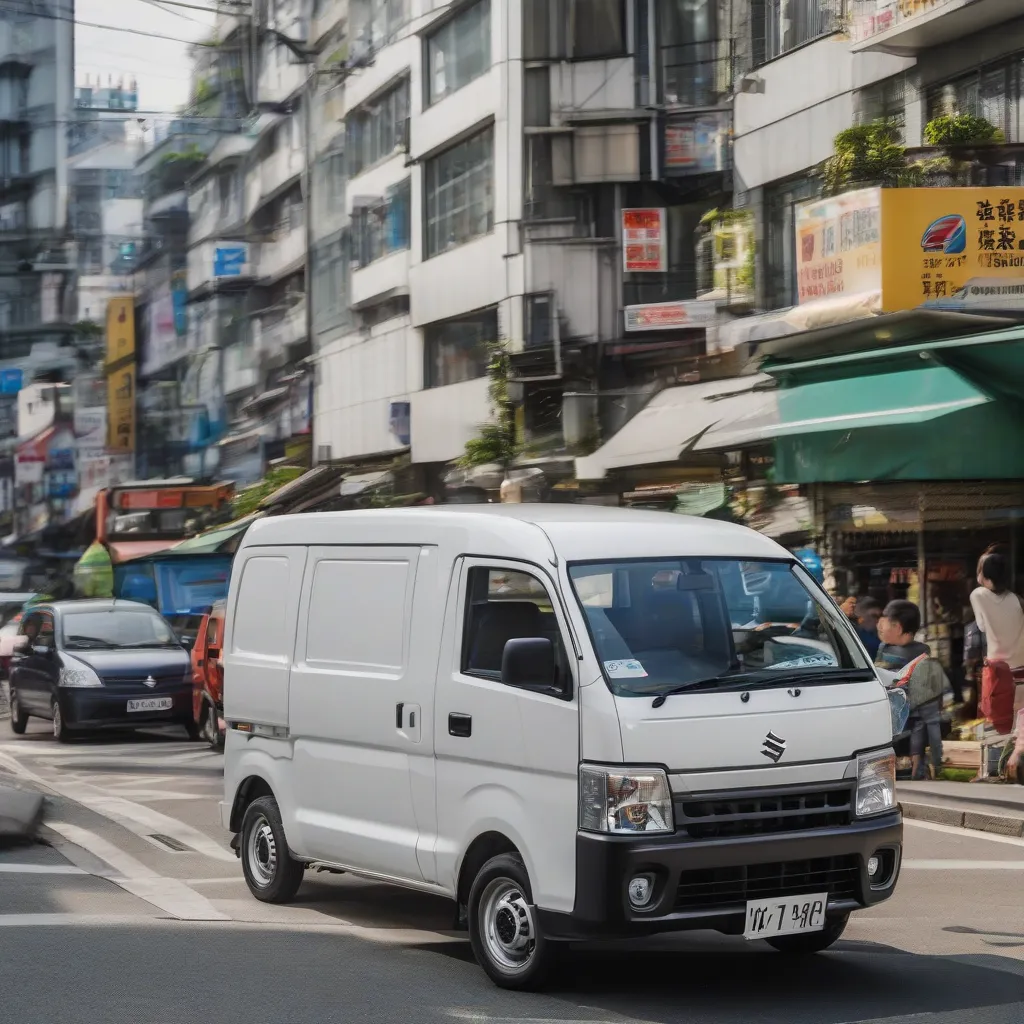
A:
[[127, 698, 173, 713], [743, 894, 827, 940]]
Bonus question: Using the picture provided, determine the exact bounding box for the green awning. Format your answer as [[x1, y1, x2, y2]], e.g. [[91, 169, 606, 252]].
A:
[[774, 365, 990, 437], [171, 515, 259, 553]]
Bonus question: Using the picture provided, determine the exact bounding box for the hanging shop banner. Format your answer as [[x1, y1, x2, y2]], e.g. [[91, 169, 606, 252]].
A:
[[664, 116, 729, 176], [622, 208, 667, 273], [624, 300, 717, 332], [105, 296, 136, 453], [796, 186, 1024, 312]]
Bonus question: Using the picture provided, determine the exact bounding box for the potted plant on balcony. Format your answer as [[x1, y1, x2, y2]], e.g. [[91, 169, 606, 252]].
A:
[[918, 113, 1005, 187], [821, 121, 919, 195]]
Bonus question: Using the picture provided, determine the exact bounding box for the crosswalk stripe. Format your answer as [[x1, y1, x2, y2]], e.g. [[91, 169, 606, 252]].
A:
[[0, 863, 86, 875]]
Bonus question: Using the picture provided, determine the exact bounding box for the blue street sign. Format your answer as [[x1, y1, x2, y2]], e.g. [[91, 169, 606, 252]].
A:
[[213, 245, 247, 278], [0, 368, 23, 394]]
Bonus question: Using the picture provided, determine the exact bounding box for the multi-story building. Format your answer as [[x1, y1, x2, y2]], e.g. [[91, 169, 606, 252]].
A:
[[310, 0, 746, 499], [68, 77, 144, 325], [0, 0, 76, 380]]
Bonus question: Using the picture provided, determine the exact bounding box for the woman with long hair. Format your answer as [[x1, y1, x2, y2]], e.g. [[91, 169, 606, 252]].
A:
[[970, 546, 1024, 779]]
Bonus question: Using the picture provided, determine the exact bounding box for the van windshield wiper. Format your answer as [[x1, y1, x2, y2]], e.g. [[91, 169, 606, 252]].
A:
[[650, 667, 877, 708], [64, 635, 118, 649]]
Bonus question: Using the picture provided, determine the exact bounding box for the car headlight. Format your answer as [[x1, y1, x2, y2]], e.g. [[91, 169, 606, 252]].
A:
[[856, 749, 896, 817], [58, 655, 103, 689], [579, 764, 674, 834]]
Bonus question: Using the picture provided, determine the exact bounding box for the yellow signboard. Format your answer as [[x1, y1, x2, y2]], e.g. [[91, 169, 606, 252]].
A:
[[105, 297, 136, 453], [796, 187, 1024, 313]]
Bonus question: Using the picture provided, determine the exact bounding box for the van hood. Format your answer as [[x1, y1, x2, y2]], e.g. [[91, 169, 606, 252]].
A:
[[66, 648, 190, 681], [614, 678, 891, 772]]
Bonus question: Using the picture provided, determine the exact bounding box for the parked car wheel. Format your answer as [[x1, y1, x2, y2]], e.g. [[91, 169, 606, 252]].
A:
[[182, 716, 200, 741], [765, 912, 849, 954], [240, 795, 304, 904], [8, 688, 28, 734], [52, 699, 72, 744], [202, 701, 223, 751], [468, 853, 558, 991]]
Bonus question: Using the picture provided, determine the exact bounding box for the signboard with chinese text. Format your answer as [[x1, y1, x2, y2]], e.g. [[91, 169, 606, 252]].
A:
[[622, 208, 667, 273], [624, 300, 717, 332], [880, 187, 1024, 311], [105, 297, 136, 453], [664, 116, 729, 176], [795, 188, 883, 304]]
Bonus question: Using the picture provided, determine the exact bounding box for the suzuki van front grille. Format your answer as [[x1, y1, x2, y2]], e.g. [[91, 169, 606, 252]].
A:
[[673, 855, 860, 912], [677, 782, 854, 840]]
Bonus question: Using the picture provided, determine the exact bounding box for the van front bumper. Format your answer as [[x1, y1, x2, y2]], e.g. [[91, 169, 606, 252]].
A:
[[538, 811, 902, 941]]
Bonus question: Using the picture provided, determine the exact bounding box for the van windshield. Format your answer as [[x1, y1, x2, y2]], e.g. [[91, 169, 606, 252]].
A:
[[568, 558, 872, 697]]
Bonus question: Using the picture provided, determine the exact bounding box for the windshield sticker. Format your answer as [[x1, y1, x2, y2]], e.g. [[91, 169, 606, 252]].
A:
[[765, 654, 838, 670], [604, 659, 648, 679]]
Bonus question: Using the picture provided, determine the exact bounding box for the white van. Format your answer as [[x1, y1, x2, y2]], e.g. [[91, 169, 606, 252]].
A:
[[221, 506, 901, 988]]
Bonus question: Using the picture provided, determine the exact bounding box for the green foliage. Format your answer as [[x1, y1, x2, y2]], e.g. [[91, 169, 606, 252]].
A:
[[193, 78, 215, 106], [458, 340, 520, 470], [737, 240, 756, 292], [159, 143, 205, 166], [231, 465, 304, 518], [72, 320, 103, 340], [822, 121, 918, 195], [924, 113, 1003, 147]]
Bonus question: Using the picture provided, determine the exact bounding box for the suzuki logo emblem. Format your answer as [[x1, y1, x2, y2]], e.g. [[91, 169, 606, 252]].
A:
[[143, 675, 157, 689], [761, 731, 786, 763]]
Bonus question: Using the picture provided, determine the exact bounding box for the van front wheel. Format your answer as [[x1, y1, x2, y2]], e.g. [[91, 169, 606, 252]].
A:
[[468, 853, 558, 991], [240, 795, 304, 904]]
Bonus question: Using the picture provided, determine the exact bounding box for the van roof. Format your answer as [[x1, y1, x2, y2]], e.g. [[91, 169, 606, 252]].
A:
[[240, 505, 792, 565]]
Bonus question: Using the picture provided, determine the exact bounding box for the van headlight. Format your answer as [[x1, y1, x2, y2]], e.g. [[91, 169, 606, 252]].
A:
[[579, 765, 674, 834], [856, 749, 896, 817], [58, 655, 103, 689]]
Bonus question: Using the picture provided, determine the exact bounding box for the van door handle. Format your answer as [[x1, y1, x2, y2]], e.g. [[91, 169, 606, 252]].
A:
[[395, 703, 404, 728], [448, 713, 472, 738]]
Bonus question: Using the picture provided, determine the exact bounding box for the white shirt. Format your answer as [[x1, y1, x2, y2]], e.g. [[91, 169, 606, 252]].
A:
[[970, 586, 1024, 668]]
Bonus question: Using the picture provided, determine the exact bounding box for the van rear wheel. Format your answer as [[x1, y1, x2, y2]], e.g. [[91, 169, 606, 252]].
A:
[[240, 795, 304, 904], [468, 853, 558, 991]]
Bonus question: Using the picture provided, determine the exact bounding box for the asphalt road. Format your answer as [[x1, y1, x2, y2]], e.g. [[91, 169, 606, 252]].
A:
[[1, 717, 1023, 1024]]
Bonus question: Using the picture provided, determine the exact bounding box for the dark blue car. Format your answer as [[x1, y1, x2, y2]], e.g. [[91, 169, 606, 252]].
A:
[[7, 599, 196, 743]]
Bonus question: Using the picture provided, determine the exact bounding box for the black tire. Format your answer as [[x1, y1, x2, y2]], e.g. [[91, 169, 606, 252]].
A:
[[467, 853, 558, 991], [182, 716, 201, 741], [239, 795, 304, 904], [203, 702, 223, 752], [8, 688, 28, 734], [52, 699, 72, 744], [765, 912, 850, 954]]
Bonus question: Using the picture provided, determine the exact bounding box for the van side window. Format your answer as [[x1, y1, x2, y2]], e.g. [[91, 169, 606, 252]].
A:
[[461, 567, 571, 688], [232, 557, 291, 659]]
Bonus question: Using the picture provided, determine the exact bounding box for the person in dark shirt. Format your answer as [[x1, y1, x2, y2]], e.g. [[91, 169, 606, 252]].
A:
[[854, 596, 882, 660], [875, 599, 931, 671]]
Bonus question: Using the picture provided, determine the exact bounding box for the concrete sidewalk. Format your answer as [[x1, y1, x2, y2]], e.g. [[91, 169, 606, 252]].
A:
[[898, 779, 1024, 838]]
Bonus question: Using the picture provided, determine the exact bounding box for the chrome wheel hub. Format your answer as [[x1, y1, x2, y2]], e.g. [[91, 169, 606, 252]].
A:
[[481, 879, 536, 972], [246, 815, 277, 887], [52, 704, 61, 738]]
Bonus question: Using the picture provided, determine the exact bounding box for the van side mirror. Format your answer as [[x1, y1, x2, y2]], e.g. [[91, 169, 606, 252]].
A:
[[501, 637, 556, 692]]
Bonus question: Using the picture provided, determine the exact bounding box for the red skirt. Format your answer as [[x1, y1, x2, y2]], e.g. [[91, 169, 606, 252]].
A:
[[981, 661, 1024, 735]]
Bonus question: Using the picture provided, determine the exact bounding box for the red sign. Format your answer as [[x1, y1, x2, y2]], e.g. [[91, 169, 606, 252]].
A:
[[118, 489, 184, 510], [622, 208, 667, 273]]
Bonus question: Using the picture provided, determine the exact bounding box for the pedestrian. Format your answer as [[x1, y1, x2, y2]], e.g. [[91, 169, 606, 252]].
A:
[[839, 596, 857, 619], [853, 596, 882, 660], [970, 548, 1024, 779], [877, 599, 947, 780]]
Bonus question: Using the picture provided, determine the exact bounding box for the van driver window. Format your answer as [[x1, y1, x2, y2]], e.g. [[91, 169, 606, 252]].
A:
[[461, 567, 571, 684]]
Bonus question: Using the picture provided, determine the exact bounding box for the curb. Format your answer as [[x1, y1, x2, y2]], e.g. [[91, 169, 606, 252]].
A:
[[901, 800, 1024, 839]]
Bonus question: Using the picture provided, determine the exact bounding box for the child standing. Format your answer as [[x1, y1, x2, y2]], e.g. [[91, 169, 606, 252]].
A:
[[877, 600, 947, 781]]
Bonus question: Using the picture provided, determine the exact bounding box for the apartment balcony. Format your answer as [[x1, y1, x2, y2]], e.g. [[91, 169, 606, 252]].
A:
[[549, 58, 637, 122], [850, 0, 1021, 55], [256, 224, 304, 284], [245, 137, 304, 220], [255, 298, 306, 357], [351, 250, 410, 310]]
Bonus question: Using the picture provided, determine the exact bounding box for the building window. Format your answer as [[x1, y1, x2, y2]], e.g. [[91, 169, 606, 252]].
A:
[[424, 307, 497, 388], [927, 60, 1022, 144], [312, 232, 353, 335], [856, 74, 907, 139], [351, 0, 408, 60], [424, 126, 494, 258], [346, 78, 409, 177], [354, 178, 411, 267], [523, 0, 626, 61], [761, 0, 845, 64], [427, 0, 491, 105]]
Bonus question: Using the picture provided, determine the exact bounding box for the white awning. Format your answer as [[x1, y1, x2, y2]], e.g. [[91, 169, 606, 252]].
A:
[[575, 375, 778, 481]]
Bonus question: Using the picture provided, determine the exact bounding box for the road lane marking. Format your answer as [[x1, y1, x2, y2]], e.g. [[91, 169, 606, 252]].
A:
[[906, 818, 1024, 848], [0, 863, 86, 874], [45, 820, 229, 922], [902, 859, 1024, 869], [0, 914, 156, 927], [187, 876, 246, 885]]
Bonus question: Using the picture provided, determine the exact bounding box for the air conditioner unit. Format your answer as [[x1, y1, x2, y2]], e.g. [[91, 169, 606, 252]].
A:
[[316, 443, 332, 464]]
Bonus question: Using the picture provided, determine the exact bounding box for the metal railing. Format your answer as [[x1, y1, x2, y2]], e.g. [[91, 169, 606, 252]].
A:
[[761, 0, 847, 64]]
